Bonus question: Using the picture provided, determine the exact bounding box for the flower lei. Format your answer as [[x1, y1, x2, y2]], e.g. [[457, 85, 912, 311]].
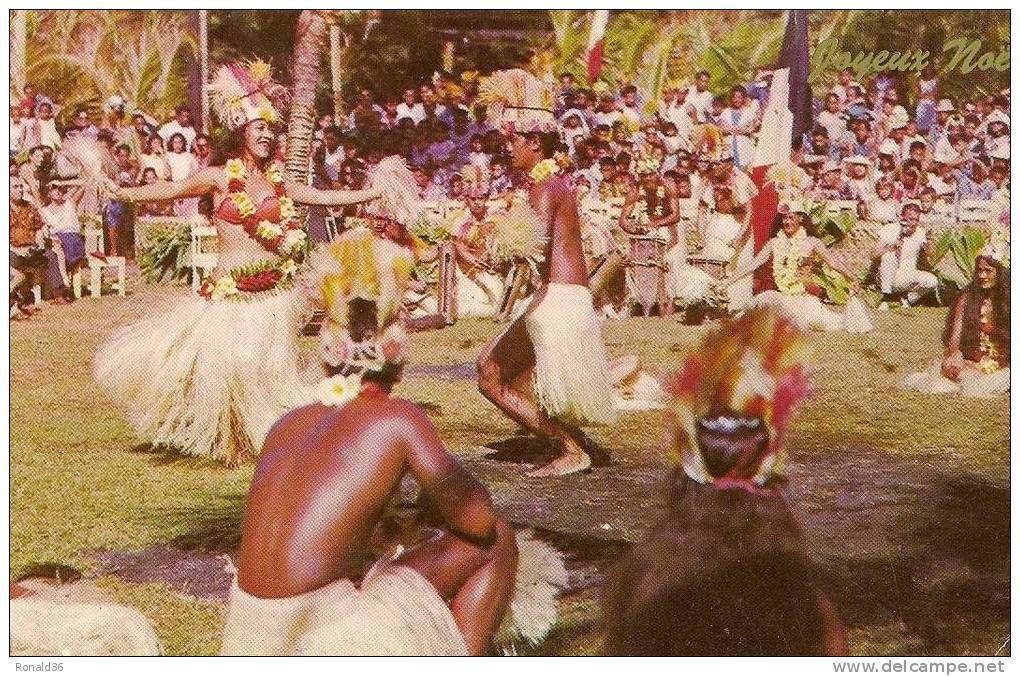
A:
[[636, 185, 668, 223], [224, 158, 307, 258], [772, 227, 808, 295], [198, 258, 299, 302], [976, 298, 1001, 374], [529, 158, 559, 184]]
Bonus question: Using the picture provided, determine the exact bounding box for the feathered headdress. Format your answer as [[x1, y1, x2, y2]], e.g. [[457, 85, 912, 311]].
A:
[[363, 155, 424, 225], [306, 228, 414, 378], [981, 213, 1010, 269], [208, 60, 289, 131], [478, 69, 557, 133], [662, 309, 813, 488]]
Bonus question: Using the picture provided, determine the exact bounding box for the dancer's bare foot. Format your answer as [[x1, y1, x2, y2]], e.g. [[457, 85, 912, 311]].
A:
[[527, 442, 591, 477]]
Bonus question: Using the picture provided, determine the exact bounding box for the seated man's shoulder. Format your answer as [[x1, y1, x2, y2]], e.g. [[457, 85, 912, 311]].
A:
[[384, 396, 430, 421]]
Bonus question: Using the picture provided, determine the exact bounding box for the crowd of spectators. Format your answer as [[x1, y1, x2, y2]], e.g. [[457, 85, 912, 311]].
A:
[[9, 62, 1011, 321]]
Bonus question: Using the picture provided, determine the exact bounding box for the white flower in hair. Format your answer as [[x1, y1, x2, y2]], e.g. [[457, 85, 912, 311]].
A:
[[317, 374, 362, 407]]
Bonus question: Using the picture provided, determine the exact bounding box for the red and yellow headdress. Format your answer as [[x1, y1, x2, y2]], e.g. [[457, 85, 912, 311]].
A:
[[662, 309, 814, 487]]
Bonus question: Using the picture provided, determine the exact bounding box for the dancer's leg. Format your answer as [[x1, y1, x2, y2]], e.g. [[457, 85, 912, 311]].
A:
[[396, 517, 518, 655], [477, 313, 590, 475]]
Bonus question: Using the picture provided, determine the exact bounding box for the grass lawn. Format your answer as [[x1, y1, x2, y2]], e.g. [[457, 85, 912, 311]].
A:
[[10, 284, 1009, 656]]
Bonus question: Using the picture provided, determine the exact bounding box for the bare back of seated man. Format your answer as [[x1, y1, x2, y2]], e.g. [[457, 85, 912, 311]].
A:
[[478, 129, 617, 477], [225, 247, 518, 655]]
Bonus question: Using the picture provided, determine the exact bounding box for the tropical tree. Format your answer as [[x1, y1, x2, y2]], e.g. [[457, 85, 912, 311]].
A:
[[547, 10, 788, 108], [284, 10, 329, 191], [16, 10, 196, 123]]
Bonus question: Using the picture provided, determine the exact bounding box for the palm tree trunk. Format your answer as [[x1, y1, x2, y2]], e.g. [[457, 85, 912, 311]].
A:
[[11, 10, 27, 98], [329, 24, 345, 122], [286, 10, 328, 187]]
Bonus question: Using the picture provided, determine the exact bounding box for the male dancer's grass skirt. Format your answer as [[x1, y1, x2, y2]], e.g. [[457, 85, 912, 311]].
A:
[[94, 288, 311, 466], [524, 283, 616, 426]]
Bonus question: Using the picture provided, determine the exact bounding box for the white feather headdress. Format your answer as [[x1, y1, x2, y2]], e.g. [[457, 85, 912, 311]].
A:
[[208, 60, 289, 131], [478, 69, 557, 133]]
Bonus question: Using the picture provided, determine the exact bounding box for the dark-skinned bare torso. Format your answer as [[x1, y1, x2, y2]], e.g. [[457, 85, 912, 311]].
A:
[[236, 384, 495, 600], [532, 175, 588, 286]]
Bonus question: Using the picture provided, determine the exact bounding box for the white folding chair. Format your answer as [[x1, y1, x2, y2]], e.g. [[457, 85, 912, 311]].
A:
[[189, 223, 219, 293], [83, 226, 127, 299]]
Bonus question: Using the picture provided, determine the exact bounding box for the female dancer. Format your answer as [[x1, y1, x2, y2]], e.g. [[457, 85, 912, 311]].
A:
[[96, 61, 381, 466], [721, 200, 868, 333], [903, 243, 1010, 397]]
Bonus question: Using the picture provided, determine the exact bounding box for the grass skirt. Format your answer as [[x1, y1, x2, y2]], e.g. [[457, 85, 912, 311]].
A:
[[524, 283, 616, 426], [94, 288, 312, 465], [220, 531, 567, 655], [902, 362, 1010, 398], [11, 581, 161, 656], [220, 563, 468, 656], [755, 290, 846, 333]]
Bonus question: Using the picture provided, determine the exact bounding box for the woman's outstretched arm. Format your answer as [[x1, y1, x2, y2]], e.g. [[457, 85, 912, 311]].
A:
[[115, 166, 220, 202], [285, 180, 382, 207], [721, 239, 774, 287]]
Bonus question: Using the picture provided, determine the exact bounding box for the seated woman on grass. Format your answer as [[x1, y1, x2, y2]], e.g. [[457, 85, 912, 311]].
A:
[[720, 199, 871, 333], [903, 242, 1010, 397]]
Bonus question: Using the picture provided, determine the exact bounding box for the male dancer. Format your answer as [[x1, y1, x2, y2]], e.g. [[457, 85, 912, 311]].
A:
[[222, 229, 562, 655], [477, 71, 616, 476], [602, 310, 847, 655]]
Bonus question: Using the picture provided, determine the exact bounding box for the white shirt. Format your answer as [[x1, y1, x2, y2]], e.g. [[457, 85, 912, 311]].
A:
[[165, 151, 198, 182], [685, 86, 714, 123], [879, 222, 927, 270], [396, 102, 426, 125], [816, 110, 846, 142], [848, 176, 874, 201], [40, 201, 82, 235], [158, 121, 197, 150], [867, 197, 899, 224], [32, 118, 61, 149], [10, 119, 27, 153]]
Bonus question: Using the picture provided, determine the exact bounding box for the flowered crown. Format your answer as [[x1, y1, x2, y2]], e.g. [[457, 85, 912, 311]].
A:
[[208, 60, 289, 131], [478, 69, 557, 133], [307, 228, 414, 374], [662, 309, 813, 487]]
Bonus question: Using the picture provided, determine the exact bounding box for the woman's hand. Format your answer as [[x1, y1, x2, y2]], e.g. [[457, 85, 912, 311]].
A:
[[941, 351, 964, 381]]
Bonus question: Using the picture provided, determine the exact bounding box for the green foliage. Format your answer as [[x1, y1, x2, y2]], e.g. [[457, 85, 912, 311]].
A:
[[932, 227, 987, 283], [810, 202, 858, 246], [20, 11, 197, 126], [812, 266, 850, 305], [136, 220, 191, 284]]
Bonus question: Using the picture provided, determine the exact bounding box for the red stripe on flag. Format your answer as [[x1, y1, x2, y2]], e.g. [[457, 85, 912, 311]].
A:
[[750, 164, 779, 293], [587, 42, 604, 83]]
